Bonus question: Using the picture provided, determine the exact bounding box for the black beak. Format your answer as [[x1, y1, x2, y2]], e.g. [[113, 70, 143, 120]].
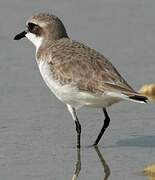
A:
[[14, 31, 27, 40]]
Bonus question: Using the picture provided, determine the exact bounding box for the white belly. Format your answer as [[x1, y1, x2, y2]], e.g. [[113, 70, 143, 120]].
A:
[[38, 61, 121, 109]]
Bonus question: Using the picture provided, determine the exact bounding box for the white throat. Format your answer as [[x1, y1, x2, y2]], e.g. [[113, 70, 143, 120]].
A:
[[26, 32, 43, 52]]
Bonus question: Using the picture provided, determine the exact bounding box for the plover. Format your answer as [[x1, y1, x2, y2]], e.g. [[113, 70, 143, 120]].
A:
[[14, 13, 147, 148]]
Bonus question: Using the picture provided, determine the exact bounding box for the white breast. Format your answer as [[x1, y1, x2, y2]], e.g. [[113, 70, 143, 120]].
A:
[[38, 61, 65, 99], [38, 61, 84, 108]]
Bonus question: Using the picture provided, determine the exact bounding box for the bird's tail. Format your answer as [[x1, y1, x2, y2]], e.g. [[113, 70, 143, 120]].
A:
[[129, 95, 148, 103], [107, 92, 148, 104], [104, 83, 148, 103]]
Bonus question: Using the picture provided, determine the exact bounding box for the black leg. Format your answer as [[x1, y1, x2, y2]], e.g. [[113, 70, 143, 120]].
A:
[[94, 108, 110, 146], [75, 116, 81, 149], [67, 105, 81, 149]]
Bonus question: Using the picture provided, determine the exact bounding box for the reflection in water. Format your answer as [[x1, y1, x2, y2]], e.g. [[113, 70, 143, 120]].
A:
[[94, 146, 111, 180], [72, 146, 110, 180], [72, 148, 81, 180]]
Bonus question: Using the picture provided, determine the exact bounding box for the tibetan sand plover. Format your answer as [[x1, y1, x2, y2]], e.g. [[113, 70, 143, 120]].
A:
[[14, 13, 147, 148]]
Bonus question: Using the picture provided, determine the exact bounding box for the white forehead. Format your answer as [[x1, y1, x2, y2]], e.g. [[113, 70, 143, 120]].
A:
[[26, 19, 48, 28]]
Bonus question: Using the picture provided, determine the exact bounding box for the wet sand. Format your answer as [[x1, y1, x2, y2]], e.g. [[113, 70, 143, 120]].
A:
[[0, 0, 155, 179]]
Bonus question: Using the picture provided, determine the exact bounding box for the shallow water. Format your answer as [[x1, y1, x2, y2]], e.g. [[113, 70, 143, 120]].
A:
[[0, 0, 155, 179]]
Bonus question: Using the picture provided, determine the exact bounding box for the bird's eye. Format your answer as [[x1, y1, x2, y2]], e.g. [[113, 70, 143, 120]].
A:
[[28, 23, 35, 31], [27, 23, 39, 33], [27, 22, 42, 36]]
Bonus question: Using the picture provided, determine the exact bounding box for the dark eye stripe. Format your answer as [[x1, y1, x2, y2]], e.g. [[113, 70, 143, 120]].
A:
[[28, 23, 35, 30], [27, 23, 40, 32]]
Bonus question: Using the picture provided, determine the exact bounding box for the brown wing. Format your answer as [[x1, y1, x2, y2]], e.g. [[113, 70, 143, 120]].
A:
[[39, 38, 137, 95]]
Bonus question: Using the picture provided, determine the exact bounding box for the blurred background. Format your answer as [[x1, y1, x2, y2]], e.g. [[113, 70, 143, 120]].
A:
[[0, 0, 155, 179]]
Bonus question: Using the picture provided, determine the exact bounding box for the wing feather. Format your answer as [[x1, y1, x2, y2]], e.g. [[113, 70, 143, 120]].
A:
[[38, 38, 137, 96]]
